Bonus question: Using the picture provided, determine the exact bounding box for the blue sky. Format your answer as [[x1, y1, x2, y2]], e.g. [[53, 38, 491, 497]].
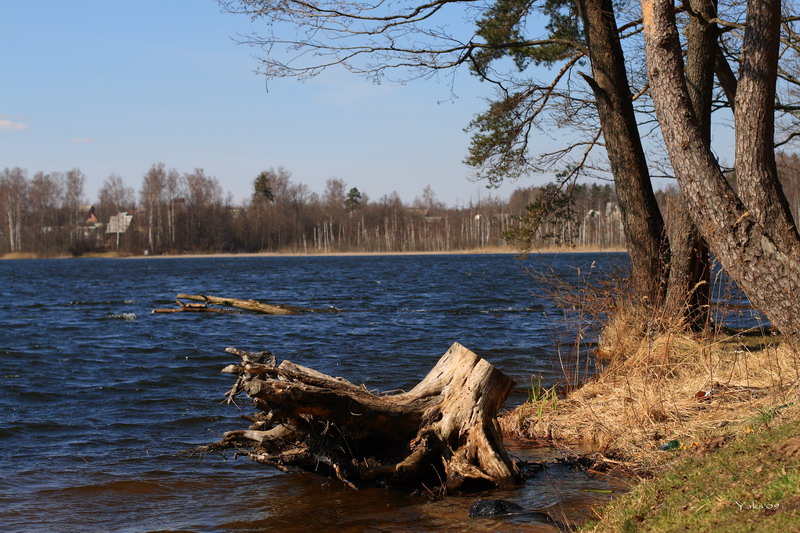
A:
[[1, 0, 559, 207]]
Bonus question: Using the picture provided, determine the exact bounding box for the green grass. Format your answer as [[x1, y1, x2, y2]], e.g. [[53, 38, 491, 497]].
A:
[[526, 373, 559, 423], [584, 407, 800, 532]]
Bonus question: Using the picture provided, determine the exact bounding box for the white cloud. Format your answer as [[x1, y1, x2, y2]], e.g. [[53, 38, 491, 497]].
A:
[[0, 119, 28, 131], [69, 137, 94, 144]]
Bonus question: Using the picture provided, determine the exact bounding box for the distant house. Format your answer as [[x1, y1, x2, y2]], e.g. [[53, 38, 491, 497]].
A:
[[76, 205, 104, 245], [407, 207, 443, 223], [407, 208, 429, 218], [106, 212, 134, 248], [80, 205, 99, 225], [106, 212, 133, 235]]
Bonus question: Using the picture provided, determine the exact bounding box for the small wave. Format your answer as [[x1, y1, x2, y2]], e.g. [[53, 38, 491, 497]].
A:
[[0, 420, 75, 439], [39, 479, 172, 496], [104, 313, 137, 321], [69, 299, 136, 306], [488, 306, 538, 313]]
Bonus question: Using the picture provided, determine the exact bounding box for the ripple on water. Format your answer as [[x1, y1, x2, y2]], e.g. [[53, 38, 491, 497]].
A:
[[103, 312, 137, 321]]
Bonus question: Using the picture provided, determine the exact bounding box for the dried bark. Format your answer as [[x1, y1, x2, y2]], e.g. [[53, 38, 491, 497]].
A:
[[200, 342, 523, 492]]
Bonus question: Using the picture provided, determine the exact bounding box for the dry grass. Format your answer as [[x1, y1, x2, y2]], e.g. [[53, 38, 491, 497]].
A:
[[503, 309, 800, 470]]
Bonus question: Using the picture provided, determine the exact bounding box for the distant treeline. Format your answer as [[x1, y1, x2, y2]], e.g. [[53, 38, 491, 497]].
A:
[[1, 163, 655, 257]]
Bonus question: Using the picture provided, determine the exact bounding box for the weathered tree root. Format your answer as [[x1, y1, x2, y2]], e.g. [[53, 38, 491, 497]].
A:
[[201, 342, 523, 492]]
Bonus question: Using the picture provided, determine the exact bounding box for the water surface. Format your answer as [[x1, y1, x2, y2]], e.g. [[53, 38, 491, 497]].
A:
[[1, 254, 629, 532]]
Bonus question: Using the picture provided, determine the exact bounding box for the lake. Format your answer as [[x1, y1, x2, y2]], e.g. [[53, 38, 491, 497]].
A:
[[1, 253, 633, 532]]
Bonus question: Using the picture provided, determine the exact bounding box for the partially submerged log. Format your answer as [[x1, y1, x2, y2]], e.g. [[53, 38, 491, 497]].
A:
[[152, 294, 336, 315], [152, 299, 241, 314], [177, 294, 300, 315], [200, 343, 522, 492]]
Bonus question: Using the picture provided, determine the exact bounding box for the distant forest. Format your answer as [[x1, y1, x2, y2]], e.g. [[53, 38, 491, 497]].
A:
[[2, 153, 798, 257]]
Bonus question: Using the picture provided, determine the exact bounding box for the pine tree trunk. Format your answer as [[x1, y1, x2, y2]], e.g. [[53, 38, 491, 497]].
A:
[[664, 0, 716, 329], [642, 0, 800, 348], [578, 0, 668, 305]]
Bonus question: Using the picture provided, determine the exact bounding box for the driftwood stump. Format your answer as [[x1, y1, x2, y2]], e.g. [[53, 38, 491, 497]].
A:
[[203, 342, 522, 492]]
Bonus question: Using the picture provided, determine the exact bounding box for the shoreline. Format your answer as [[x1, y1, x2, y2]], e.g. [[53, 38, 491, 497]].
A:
[[504, 324, 800, 531], [1, 246, 627, 260]]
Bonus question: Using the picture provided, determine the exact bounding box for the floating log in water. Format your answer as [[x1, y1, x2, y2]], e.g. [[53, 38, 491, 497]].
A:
[[152, 294, 333, 315], [152, 299, 240, 314], [198, 342, 522, 492]]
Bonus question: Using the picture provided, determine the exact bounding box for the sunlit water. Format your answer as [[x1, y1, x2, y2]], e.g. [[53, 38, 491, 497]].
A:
[[1, 253, 649, 532]]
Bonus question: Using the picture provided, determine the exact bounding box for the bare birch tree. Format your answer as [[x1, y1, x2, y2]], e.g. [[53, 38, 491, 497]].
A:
[[0, 168, 28, 253]]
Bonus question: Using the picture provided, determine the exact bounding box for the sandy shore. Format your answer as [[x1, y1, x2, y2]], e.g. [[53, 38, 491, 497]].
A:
[[1, 246, 627, 260]]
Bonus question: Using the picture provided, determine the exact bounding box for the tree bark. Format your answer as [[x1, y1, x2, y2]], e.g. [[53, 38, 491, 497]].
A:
[[578, 0, 668, 306], [664, 0, 716, 329], [734, 1, 798, 239], [641, 0, 800, 348], [199, 342, 523, 492]]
